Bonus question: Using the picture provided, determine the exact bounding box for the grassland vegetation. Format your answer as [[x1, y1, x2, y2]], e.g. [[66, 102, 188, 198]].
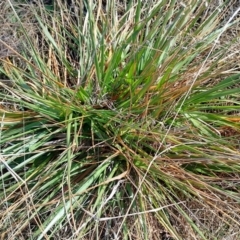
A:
[[0, 0, 240, 239]]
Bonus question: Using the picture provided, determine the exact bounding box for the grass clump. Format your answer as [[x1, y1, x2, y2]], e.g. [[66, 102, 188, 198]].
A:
[[0, 0, 240, 239]]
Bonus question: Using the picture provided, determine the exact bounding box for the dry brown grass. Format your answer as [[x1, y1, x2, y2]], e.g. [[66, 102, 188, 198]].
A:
[[0, 1, 240, 240]]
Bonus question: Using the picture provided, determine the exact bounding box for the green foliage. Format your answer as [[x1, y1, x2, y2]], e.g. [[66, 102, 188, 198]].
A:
[[0, 0, 240, 239]]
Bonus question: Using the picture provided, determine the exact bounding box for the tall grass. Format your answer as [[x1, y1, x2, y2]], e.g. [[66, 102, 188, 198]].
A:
[[0, 0, 240, 239]]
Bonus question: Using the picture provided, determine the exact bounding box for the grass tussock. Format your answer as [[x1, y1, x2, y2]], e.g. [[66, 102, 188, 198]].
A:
[[0, 0, 240, 239]]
